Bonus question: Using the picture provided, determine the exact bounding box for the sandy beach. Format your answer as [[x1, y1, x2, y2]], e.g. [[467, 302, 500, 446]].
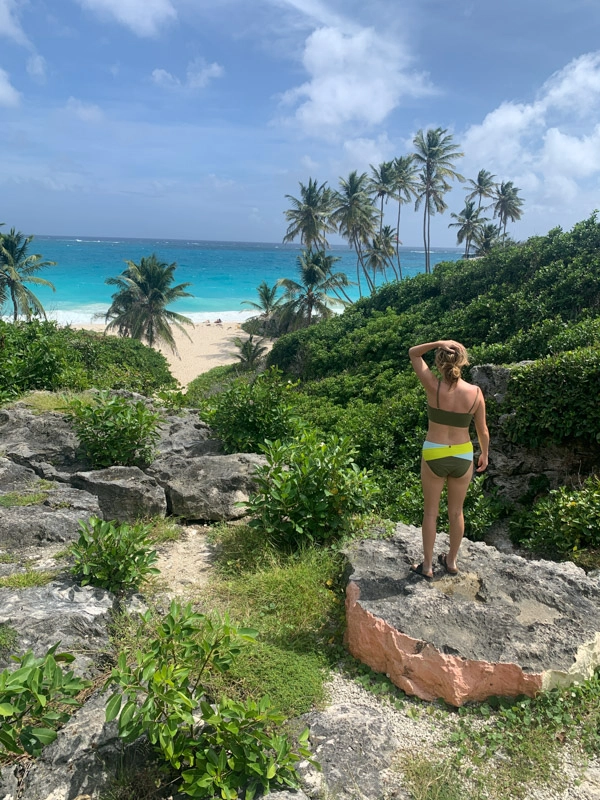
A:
[[75, 320, 257, 387]]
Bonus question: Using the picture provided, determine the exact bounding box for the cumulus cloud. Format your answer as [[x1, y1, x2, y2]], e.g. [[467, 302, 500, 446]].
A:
[[27, 54, 47, 83], [152, 58, 224, 91], [0, 0, 28, 45], [280, 25, 432, 138], [75, 0, 177, 37], [0, 68, 20, 106], [66, 97, 104, 122]]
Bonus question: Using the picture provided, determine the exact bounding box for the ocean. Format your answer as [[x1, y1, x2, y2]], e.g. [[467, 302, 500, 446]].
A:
[[28, 236, 462, 324]]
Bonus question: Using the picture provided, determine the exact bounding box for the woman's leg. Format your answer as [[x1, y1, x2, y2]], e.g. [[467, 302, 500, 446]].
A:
[[445, 468, 473, 571], [418, 458, 446, 577]]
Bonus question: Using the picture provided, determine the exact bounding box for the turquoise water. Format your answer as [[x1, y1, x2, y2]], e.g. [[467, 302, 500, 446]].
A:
[[29, 236, 462, 323]]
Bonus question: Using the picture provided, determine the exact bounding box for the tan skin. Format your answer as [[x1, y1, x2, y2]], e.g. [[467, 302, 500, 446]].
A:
[[408, 340, 489, 578]]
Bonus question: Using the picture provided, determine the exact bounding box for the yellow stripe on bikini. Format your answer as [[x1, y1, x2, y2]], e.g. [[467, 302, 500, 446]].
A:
[[422, 442, 473, 461]]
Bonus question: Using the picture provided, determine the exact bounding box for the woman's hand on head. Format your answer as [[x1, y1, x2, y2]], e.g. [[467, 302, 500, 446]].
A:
[[438, 339, 462, 353]]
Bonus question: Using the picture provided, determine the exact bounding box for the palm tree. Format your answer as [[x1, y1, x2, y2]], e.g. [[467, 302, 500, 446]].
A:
[[277, 250, 350, 329], [283, 178, 336, 251], [231, 334, 268, 371], [466, 169, 496, 211], [0, 228, 56, 321], [331, 171, 379, 297], [413, 128, 465, 273], [493, 181, 524, 243], [368, 161, 397, 236], [448, 201, 487, 259], [103, 254, 194, 354], [392, 155, 418, 279], [365, 226, 396, 284], [472, 223, 502, 256], [241, 281, 283, 317]]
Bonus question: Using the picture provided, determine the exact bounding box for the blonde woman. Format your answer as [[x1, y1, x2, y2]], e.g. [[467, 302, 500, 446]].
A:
[[408, 340, 489, 579]]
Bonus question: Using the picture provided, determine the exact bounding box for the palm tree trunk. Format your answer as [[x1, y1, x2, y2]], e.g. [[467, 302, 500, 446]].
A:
[[395, 203, 403, 281], [380, 197, 384, 237], [427, 207, 432, 274], [10, 286, 17, 322], [352, 237, 363, 299], [423, 202, 429, 274]]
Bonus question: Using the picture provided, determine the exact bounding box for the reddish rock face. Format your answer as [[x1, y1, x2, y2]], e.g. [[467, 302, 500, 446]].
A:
[[344, 524, 600, 706]]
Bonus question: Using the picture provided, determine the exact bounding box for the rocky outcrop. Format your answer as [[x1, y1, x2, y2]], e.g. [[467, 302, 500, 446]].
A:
[[72, 467, 167, 523], [345, 523, 600, 706], [148, 453, 265, 520], [157, 410, 223, 458]]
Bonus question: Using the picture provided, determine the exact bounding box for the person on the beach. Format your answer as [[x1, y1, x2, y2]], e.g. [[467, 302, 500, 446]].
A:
[[408, 340, 489, 579]]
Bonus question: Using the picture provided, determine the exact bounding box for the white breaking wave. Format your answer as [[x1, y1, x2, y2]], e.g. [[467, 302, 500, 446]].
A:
[[45, 308, 256, 326]]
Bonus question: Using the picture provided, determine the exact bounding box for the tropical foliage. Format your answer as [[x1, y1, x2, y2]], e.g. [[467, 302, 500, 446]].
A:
[[104, 254, 194, 353], [0, 228, 56, 321]]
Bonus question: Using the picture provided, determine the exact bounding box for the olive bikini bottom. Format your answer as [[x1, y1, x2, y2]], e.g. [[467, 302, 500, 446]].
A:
[[422, 440, 473, 479]]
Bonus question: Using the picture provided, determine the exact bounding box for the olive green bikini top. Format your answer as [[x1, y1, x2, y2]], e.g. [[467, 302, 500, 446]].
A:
[[427, 381, 480, 428]]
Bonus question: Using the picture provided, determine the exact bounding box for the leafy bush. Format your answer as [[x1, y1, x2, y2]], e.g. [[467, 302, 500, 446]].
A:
[[510, 475, 600, 559], [185, 364, 239, 407], [66, 392, 162, 467], [106, 601, 314, 799], [246, 429, 378, 547], [70, 517, 159, 593], [0, 645, 89, 760], [201, 367, 296, 454]]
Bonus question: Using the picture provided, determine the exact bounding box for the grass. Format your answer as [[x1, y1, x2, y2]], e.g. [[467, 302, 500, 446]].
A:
[[0, 623, 18, 658], [0, 569, 57, 589], [0, 490, 48, 508], [401, 754, 476, 800], [145, 516, 184, 545], [11, 390, 94, 414], [0, 553, 18, 564]]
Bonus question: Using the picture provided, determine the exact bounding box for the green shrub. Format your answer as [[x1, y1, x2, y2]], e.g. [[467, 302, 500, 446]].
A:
[[201, 367, 296, 454], [70, 517, 159, 593], [510, 475, 600, 559], [0, 645, 90, 761], [246, 429, 378, 548], [106, 601, 313, 799], [185, 364, 239, 407], [66, 392, 162, 467]]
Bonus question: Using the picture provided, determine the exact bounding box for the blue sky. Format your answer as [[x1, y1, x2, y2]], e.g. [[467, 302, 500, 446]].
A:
[[1, 0, 600, 245]]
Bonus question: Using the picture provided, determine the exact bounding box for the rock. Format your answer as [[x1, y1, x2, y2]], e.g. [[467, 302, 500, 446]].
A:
[[471, 364, 512, 403], [72, 467, 167, 523], [0, 406, 86, 478], [148, 453, 266, 520], [156, 411, 222, 458], [345, 523, 600, 706], [264, 793, 310, 800], [0, 580, 113, 675], [0, 457, 38, 490], [0, 484, 102, 548], [299, 704, 401, 800]]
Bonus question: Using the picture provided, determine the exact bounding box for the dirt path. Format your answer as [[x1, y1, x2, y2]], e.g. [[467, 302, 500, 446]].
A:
[[154, 525, 216, 598]]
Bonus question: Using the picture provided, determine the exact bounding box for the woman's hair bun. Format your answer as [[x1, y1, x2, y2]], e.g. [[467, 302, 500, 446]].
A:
[[435, 344, 469, 384]]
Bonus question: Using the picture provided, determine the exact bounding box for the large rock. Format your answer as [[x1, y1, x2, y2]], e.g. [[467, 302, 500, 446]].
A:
[[157, 410, 222, 458], [148, 453, 266, 520], [0, 405, 86, 480], [0, 457, 38, 490], [345, 523, 600, 706], [0, 484, 102, 548], [471, 363, 513, 403], [72, 466, 167, 522], [0, 580, 113, 676]]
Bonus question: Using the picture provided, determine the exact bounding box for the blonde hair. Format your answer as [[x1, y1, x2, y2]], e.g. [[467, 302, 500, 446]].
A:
[[435, 344, 469, 386]]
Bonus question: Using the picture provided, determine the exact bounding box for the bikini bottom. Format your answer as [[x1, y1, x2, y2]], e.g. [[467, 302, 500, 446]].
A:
[[422, 440, 473, 479]]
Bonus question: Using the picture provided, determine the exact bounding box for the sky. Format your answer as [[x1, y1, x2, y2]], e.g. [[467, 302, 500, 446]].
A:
[[1, 0, 600, 246]]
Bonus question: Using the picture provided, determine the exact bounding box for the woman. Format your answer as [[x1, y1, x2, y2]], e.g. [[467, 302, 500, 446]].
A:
[[408, 339, 489, 579]]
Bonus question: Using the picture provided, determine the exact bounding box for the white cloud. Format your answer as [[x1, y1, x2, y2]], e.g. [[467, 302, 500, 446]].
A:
[[0, 0, 28, 45], [66, 97, 104, 122], [152, 58, 224, 91], [75, 0, 177, 37], [341, 134, 394, 170], [0, 68, 20, 106], [27, 54, 47, 83], [540, 52, 600, 116], [281, 26, 433, 137], [301, 154, 319, 171]]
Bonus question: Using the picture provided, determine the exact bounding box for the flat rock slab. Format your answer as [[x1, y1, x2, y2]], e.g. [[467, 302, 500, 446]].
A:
[[345, 523, 600, 706], [72, 466, 167, 523]]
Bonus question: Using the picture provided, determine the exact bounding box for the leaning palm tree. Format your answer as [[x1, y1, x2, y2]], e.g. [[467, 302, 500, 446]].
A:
[[283, 178, 336, 251], [231, 334, 268, 371], [277, 249, 350, 329], [472, 223, 502, 256], [413, 128, 464, 273], [368, 161, 398, 236], [392, 155, 418, 279], [331, 171, 379, 297], [103, 254, 194, 354], [448, 201, 487, 259], [0, 228, 56, 321], [493, 181, 524, 243], [241, 281, 283, 317], [466, 169, 496, 211]]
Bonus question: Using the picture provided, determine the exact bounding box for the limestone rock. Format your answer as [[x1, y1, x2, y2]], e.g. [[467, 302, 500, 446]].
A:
[[0, 580, 113, 675], [72, 467, 167, 523], [0, 406, 85, 478], [0, 484, 102, 548], [264, 793, 310, 800], [299, 704, 400, 800], [345, 523, 600, 706], [0, 457, 38, 490], [156, 411, 222, 458], [471, 364, 512, 403], [148, 453, 265, 520]]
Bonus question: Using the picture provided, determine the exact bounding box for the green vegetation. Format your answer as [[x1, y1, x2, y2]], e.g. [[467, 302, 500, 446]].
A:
[[0, 490, 48, 508], [0, 570, 56, 589], [66, 392, 162, 468], [0, 228, 56, 321], [0, 624, 18, 659], [70, 517, 159, 593], [185, 363, 238, 406], [0, 320, 176, 405], [0, 645, 90, 761]]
